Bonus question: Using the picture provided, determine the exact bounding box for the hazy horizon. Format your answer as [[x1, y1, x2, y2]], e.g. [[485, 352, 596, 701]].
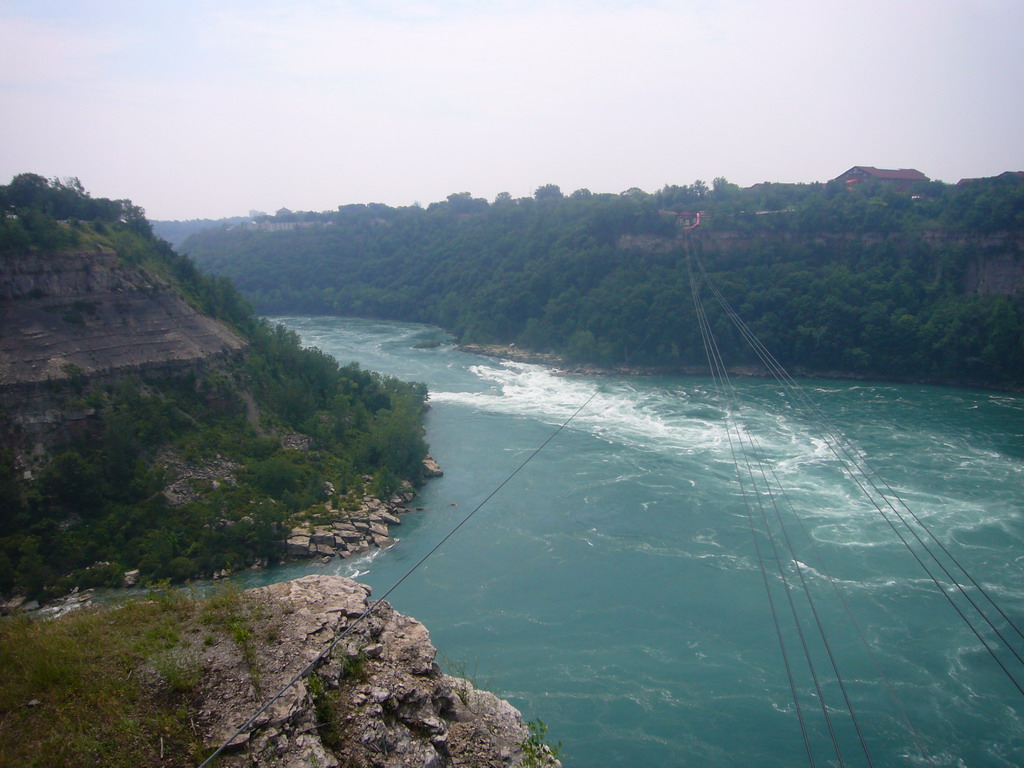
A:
[[2, 0, 1022, 220]]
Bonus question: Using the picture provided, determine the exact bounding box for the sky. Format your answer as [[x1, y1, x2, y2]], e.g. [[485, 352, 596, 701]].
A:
[[1, 0, 1022, 220]]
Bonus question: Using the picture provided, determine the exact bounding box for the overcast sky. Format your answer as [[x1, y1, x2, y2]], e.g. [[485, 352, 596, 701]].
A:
[[1, 0, 1022, 220]]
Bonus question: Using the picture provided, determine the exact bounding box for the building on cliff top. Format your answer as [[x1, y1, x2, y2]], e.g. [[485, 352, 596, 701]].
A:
[[957, 171, 1024, 185], [833, 166, 929, 191]]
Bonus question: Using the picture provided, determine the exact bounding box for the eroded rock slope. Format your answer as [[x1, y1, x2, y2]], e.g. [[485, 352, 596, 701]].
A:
[[0, 248, 245, 387], [193, 574, 559, 768]]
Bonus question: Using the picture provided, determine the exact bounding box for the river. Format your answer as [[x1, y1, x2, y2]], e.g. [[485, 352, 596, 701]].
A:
[[236, 315, 1024, 768]]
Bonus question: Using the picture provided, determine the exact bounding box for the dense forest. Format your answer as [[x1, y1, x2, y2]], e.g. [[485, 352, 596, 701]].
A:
[[182, 175, 1024, 387], [0, 175, 429, 599]]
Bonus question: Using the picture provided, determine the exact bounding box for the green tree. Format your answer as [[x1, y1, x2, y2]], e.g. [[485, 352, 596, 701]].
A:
[[534, 184, 564, 201]]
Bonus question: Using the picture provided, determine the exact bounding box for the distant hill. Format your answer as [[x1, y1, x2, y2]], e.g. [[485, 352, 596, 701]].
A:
[[182, 177, 1024, 389], [152, 215, 253, 250]]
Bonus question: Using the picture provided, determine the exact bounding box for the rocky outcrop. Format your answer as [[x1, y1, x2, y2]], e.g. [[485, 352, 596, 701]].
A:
[[194, 575, 558, 768], [457, 344, 564, 367], [617, 233, 677, 254], [0, 247, 247, 462], [282, 457, 444, 562], [422, 455, 443, 478], [0, 248, 245, 388], [963, 251, 1024, 297], [283, 496, 410, 560], [159, 449, 241, 507]]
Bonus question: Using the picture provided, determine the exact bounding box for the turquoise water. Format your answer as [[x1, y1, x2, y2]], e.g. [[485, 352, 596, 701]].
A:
[[242, 316, 1024, 767]]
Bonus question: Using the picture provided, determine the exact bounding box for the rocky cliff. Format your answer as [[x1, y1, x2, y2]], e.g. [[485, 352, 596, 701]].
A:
[[0, 573, 561, 766], [963, 250, 1024, 297], [193, 574, 558, 768], [0, 247, 247, 463], [0, 237, 437, 600], [0, 247, 245, 388]]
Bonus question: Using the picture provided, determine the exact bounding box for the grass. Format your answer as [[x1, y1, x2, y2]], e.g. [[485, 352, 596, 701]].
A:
[[153, 647, 203, 693], [0, 600, 204, 767], [305, 646, 374, 759], [0, 582, 269, 767], [339, 648, 369, 682], [200, 582, 266, 697], [307, 673, 345, 751]]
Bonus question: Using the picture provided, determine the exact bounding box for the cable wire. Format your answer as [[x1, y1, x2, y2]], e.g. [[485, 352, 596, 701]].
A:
[[696, 258, 1024, 695], [687, 247, 820, 766], [198, 387, 600, 767], [685, 236, 1024, 763], [687, 237, 887, 766], [701, 261, 1024, 646]]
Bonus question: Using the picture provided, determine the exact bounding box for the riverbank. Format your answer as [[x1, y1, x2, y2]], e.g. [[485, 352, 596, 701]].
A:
[[1, 455, 446, 617], [281, 456, 444, 561]]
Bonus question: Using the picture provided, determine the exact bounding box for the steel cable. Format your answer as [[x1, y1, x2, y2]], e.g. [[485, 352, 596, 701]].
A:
[[688, 248, 823, 766], [697, 259, 1024, 691], [198, 387, 600, 767]]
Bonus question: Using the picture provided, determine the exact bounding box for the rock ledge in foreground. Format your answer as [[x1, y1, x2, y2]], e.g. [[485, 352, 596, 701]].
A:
[[195, 574, 559, 768]]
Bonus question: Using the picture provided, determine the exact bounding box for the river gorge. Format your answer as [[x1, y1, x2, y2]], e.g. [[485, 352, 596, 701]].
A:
[[233, 315, 1024, 768]]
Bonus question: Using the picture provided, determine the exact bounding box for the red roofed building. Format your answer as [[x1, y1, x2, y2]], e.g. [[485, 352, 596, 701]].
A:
[[957, 171, 1024, 185], [833, 166, 929, 191]]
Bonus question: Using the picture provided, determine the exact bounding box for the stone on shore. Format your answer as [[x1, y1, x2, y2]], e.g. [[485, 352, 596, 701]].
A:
[[423, 455, 443, 477], [280, 493, 413, 560]]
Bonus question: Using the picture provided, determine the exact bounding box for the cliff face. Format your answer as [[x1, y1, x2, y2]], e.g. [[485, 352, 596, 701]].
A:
[[0, 248, 245, 388], [194, 575, 557, 768], [963, 251, 1024, 297], [0, 247, 247, 459]]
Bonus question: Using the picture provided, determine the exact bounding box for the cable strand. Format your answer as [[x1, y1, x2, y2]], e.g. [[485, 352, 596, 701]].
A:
[[198, 386, 600, 767]]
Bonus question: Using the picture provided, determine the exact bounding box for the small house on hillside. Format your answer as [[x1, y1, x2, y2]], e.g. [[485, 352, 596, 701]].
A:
[[833, 166, 929, 191]]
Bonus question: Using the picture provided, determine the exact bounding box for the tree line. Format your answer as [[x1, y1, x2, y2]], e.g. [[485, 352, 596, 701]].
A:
[[181, 175, 1024, 387]]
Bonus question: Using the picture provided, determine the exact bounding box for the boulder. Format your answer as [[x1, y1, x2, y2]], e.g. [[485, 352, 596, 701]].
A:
[[309, 531, 338, 548], [284, 535, 313, 558], [422, 456, 443, 477], [334, 527, 363, 543]]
